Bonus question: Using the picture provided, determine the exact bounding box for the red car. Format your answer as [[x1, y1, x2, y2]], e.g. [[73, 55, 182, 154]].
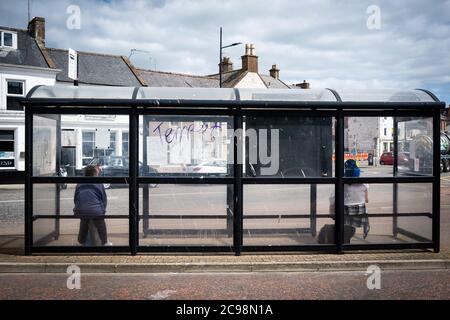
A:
[[380, 152, 393, 165], [379, 152, 409, 165]]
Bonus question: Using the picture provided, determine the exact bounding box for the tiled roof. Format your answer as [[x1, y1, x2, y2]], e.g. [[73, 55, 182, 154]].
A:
[[208, 69, 247, 88], [208, 69, 291, 89], [46, 48, 142, 86], [0, 25, 291, 89], [137, 69, 218, 87], [0, 28, 49, 69], [259, 74, 290, 89]]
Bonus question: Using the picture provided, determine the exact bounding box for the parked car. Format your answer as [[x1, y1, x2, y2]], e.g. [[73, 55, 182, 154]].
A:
[[379, 152, 393, 165], [188, 160, 228, 175], [88, 156, 158, 188], [379, 152, 409, 166]]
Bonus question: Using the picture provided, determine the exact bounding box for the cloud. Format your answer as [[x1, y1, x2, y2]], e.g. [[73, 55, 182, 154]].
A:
[[1, 0, 449, 102]]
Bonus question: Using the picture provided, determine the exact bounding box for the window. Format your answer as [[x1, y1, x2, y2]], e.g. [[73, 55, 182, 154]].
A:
[[82, 131, 95, 164], [122, 132, 129, 157], [0, 130, 15, 168], [3, 32, 12, 47], [7, 81, 23, 95], [6, 80, 25, 111], [109, 131, 116, 154], [0, 31, 16, 49], [384, 128, 387, 136]]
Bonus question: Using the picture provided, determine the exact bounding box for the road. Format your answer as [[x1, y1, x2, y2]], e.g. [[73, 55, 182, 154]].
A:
[[0, 269, 448, 300]]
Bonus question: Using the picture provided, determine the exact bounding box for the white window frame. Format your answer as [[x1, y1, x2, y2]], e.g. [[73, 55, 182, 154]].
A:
[[0, 30, 17, 49], [6, 79, 25, 97], [82, 130, 96, 164], [5, 79, 26, 112]]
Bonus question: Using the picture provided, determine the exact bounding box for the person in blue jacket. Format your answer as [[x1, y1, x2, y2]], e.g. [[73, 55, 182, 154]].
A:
[[343, 159, 370, 239], [73, 165, 110, 245]]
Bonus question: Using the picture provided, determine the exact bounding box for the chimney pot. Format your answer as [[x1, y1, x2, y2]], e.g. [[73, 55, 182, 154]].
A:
[[241, 43, 258, 73], [219, 56, 233, 73], [269, 64, 280, 79], [28, 16, 45, 44], [296, 80, 310, 89]]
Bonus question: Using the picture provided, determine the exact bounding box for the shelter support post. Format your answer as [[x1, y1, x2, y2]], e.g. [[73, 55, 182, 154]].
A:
[[433, 110, 441, 252], [310, 184, 317, 237], [129, 110, 138, 255], [393, 117, 398, 237], [335, 110, 344, 253], [233, 111, 243, 255]]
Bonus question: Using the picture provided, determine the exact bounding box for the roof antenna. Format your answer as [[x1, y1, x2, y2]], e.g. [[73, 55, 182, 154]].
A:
[[128, 49, 154, 69]]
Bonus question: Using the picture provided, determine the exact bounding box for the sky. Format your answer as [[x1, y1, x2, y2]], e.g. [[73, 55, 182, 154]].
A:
[[0, 0, 449, 102]]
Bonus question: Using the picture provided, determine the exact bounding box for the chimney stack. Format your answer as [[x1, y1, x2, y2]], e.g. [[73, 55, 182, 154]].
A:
[[241, 43, 258, 73], [296, 80, 310, 89], [219, 56, 233, 73], [28, 17, 45, 44], [269, 64, 280, 79]]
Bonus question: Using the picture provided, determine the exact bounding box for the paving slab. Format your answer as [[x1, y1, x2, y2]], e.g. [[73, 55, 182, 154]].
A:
[[0, 250, 449, 273]]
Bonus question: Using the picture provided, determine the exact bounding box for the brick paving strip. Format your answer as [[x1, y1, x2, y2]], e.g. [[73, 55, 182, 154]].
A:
[[0, 250, 449, 273]]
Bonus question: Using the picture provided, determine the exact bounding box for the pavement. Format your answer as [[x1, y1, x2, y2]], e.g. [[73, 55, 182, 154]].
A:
[[0, 249, 449, 273]]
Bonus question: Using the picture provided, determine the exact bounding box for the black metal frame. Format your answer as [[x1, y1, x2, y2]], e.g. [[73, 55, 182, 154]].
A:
[[18, 95, 444, 255]]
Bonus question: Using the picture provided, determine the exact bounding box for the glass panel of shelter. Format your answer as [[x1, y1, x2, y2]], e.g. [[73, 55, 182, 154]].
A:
[[31, 114, 130, 248], [139, 115, 233, 177], [138, 115, 234, 247], [244, 116, 335, 178], [340, 115, 434, 245], [33, 114, 130, 178], [343, 116, 433, 177]]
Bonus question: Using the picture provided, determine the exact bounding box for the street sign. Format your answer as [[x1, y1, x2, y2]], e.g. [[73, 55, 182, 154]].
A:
[[68, 48, 78, 81]]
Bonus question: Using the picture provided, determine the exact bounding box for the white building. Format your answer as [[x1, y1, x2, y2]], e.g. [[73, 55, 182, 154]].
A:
[[346, 116, 394, 159], [0, 19, 59, 171]]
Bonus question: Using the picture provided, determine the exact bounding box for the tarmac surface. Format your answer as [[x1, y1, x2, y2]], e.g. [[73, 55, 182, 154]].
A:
[[0, 269, 448, 300]]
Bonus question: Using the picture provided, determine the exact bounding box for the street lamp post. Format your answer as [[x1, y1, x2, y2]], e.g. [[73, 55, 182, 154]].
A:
[[219, 27, 241, 88]]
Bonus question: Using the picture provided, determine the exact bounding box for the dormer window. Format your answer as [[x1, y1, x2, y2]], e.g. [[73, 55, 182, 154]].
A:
[[0, 30, 17, 49]]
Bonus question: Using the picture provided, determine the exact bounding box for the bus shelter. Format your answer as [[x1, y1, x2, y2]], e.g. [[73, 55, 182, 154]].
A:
[[21, 86, 445, 255]]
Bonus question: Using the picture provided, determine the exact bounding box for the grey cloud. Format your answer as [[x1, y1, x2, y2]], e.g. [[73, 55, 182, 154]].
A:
[[0, 0, 448, 101]]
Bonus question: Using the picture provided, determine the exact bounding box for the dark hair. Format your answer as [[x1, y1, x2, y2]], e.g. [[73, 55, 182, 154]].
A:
[[84, 165, 98, 177]]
